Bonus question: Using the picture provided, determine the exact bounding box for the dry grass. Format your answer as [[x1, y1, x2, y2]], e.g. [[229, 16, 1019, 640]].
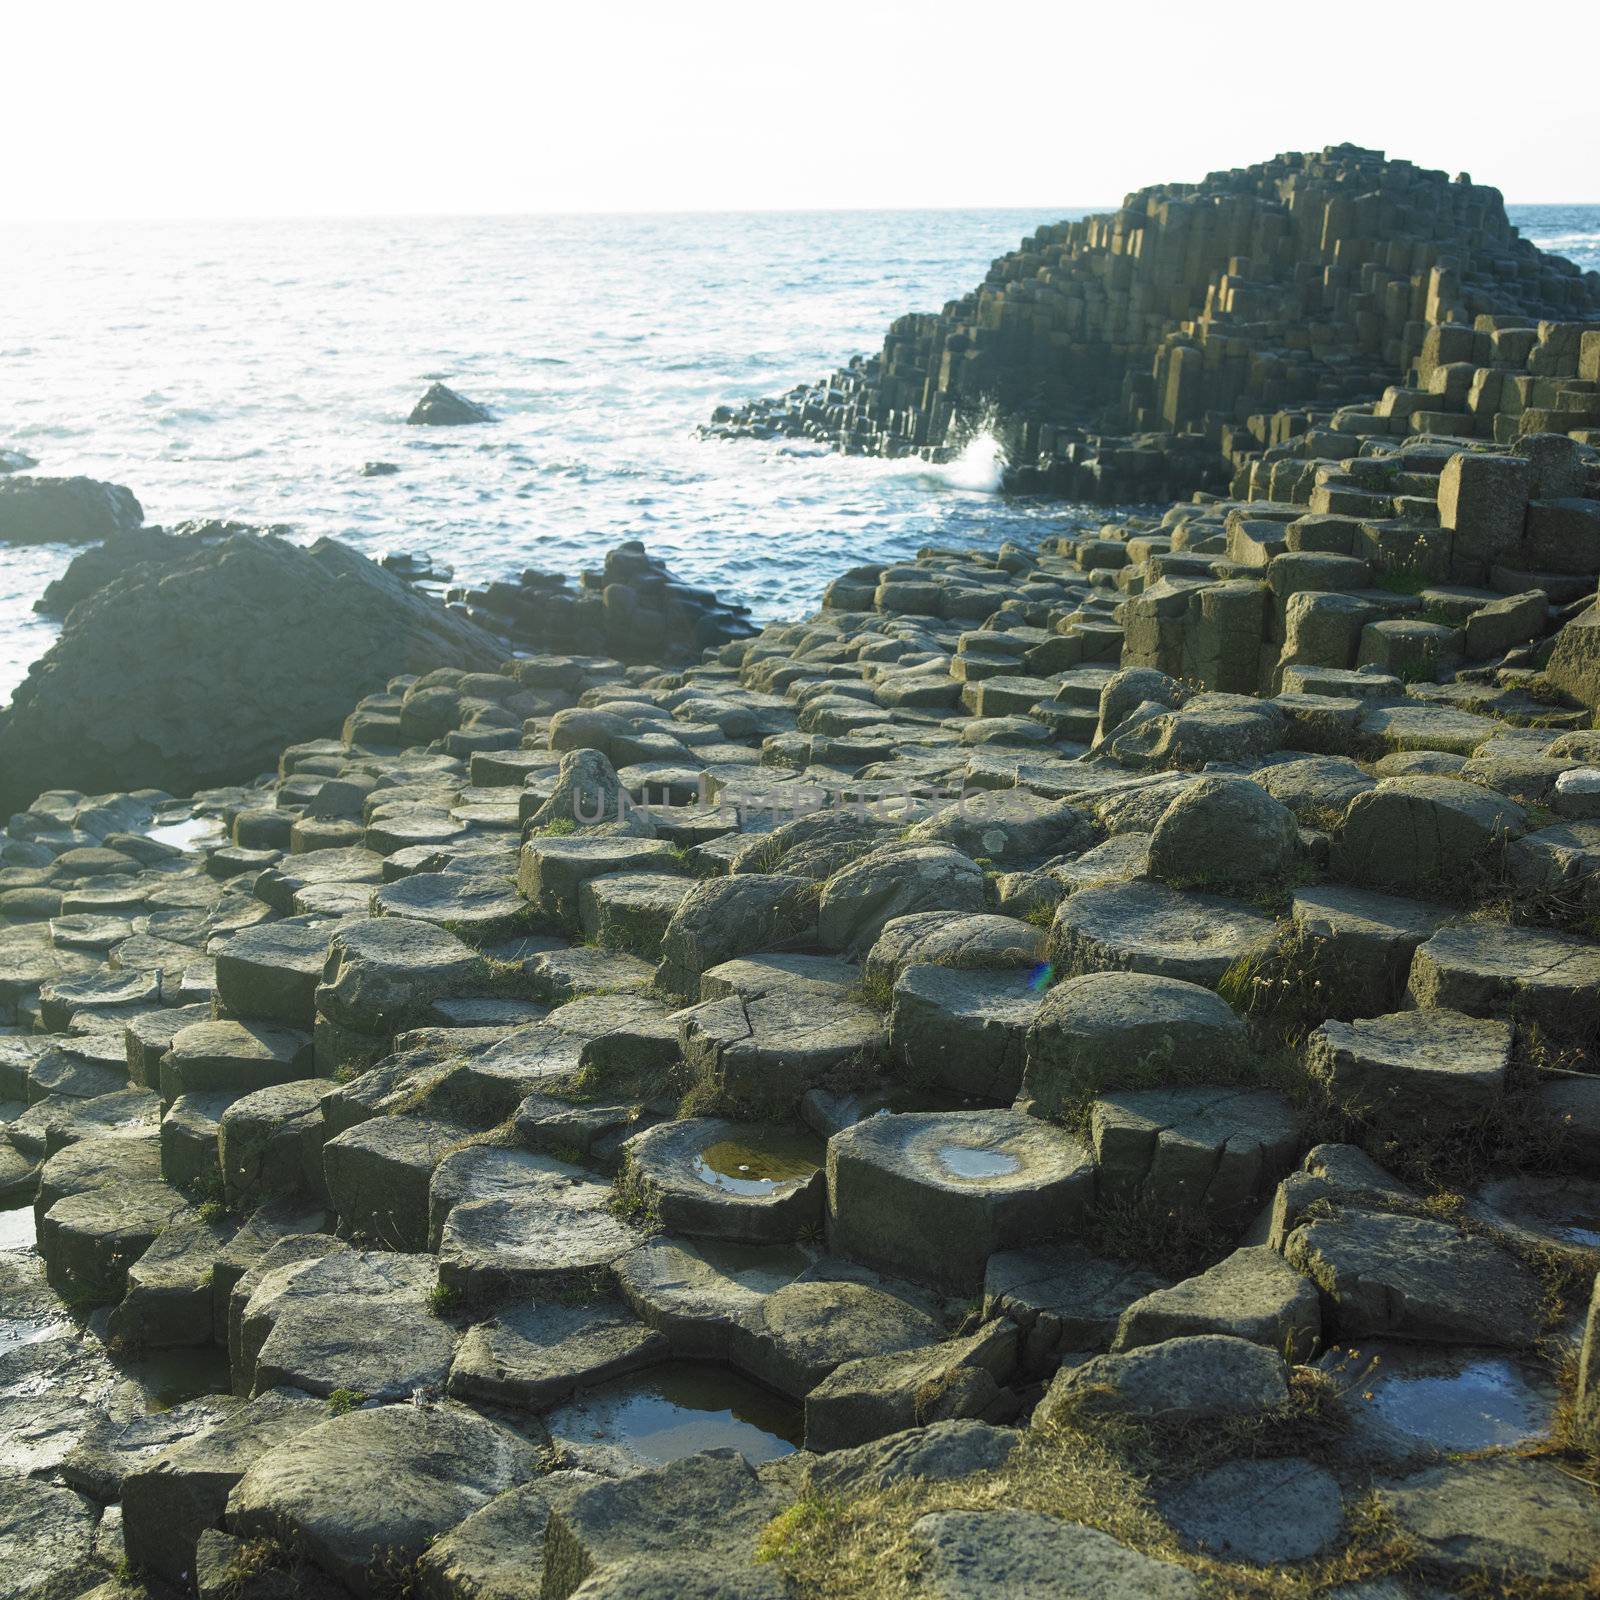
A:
[[756, 1378, 1421, 1600]]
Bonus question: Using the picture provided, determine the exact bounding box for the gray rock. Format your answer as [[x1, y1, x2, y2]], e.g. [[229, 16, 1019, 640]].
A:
[[1019, 970, 1246, 1118], [803, 1319, 1019, 1452], [1036, 1335, 1288, 1427], [518, 835, 678, 926], [160, 1019, 315, 1102], [612, 1235, 810, 1360], [677, 985, 885, 1120], [1158, 1456, 1343, 1563], [1047, 880, 1275, 988], [414, 1473, 603, 1600], [863, 911, 1043, 990], [1289, 885, 1448, 1017], [448, 1297, 669, 1411], [983, 1244, 1169, 1367], [244, 1248, 456, 1399], [1377, 1456, 1600, 1585], [542, 1451, 783, 1600], [826, 1109, 1094, 1291], [323, 1113, 468, 1250], [1092, 1085, 1304, 1220], [0, 1477, 102, 1600], [61, 1392, 241, 1501], [219, 1079, 333, 1210], [1305, 1009, 1510, 1134], [1111, 693, 1285, 770], [796, 1418, 1019, 1498], [0, 536, 501, 813], [1114, 1246, 1321, 1359], [437, 1174, 640, 1302], [1407, 922, 1600, 1043], [1283, 1206, 1542, 1347], [408, 383, 492, 426], [121, 1387, 325, 1584], [907, 790, 1098, 870], [317, 917, 485, 1035], [213, 923, 331, 1028], [620, 1118, 824, 1244], [816, 842, 985, 955], [729, 1275, 943, 1399], [1147, 775, 1299, 890], [225, 1400, 541, 1596], [39, 1178, 193, 1304], [1332, 776, 1524, 893], [0, 473, 142, 545], [523, 748, 656, 839], [652, 874, 815, 1000], [910, 1509, 1199, 1599], [888, 966, 1041, 1101]]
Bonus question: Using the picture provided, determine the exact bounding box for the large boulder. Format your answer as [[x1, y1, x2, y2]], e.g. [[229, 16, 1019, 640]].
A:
[[0, 534, 502, 811], [0, 474, 142, 545], [34, 519, 283, 617], [1547, 598, 1600, 711]]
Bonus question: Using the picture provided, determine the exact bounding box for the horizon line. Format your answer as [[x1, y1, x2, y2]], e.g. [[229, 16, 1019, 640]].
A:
[[0, 198, 1595, 227]]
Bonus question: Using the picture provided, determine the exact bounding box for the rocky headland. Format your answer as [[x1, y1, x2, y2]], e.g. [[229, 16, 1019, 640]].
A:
[[4, 146, 1600, 1600], [708, 145, 1600, 507]]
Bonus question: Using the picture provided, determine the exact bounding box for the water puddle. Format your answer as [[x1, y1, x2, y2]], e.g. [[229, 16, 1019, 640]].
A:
[[1364, 1355, 1553, 1451], [545, 1362, 801, 1466], [0, 1206, 35, 1253], [937, 1144, 1021, 1180], [145, 814, 226, 852], [692, 1132, 820, 1197]]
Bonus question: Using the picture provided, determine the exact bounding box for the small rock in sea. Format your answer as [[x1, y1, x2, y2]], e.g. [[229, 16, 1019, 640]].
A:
[[0, 474, 143, 545], [406, 382, 492, 426], [0, 446, 38, 474], [361, 461, 400, 476]]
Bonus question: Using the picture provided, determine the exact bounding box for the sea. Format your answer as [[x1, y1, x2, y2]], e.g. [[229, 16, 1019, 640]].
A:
[[1, 203, 1596, 708]]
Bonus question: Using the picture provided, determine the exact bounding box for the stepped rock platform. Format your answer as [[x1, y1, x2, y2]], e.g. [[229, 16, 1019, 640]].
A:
[[7, 148, 1600, 1600]]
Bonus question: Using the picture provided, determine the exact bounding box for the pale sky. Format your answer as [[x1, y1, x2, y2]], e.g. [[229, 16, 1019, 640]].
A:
[[5, 1, 1596, 220]]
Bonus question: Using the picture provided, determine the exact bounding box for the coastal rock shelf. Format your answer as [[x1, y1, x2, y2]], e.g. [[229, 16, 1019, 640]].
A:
[[708, 144, 1600, 507], [6, 231, 1600, 1600]]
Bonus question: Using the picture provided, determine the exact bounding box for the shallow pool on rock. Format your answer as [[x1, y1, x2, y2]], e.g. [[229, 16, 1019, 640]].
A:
[[544, 1362, 802, 1465], [691, 1132, 821, 1197], [1351, 1348, 1556, 1453], [0, 1205, 35, 1253], [936, 1144, 1022, 1180], [144, 813, 226, 852]]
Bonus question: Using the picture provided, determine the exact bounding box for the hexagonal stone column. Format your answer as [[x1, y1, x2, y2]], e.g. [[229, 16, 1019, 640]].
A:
[[619, 1118, 824, 1243], [1090, 1085, 1305, 1221], [826, 1109, 1094, 1291]]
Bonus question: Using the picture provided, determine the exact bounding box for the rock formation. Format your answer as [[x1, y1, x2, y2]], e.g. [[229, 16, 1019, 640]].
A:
[[446, 539, 758, 664], [32, 520, 294, 618], [710, 145, 1600, 504], [3, 413, 1599, 1597], [407, 382, 493, 425], [0, 474, 143, 544], [0, 534, 502, 809], [4, 143, 1600, 1600]]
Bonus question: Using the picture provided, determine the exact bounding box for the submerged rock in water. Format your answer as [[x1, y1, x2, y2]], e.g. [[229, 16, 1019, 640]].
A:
[[0, 474, 143, 545], [407, 381, 493, 425], [0, 533, 502, 811], [0, 446, 38, 473]]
